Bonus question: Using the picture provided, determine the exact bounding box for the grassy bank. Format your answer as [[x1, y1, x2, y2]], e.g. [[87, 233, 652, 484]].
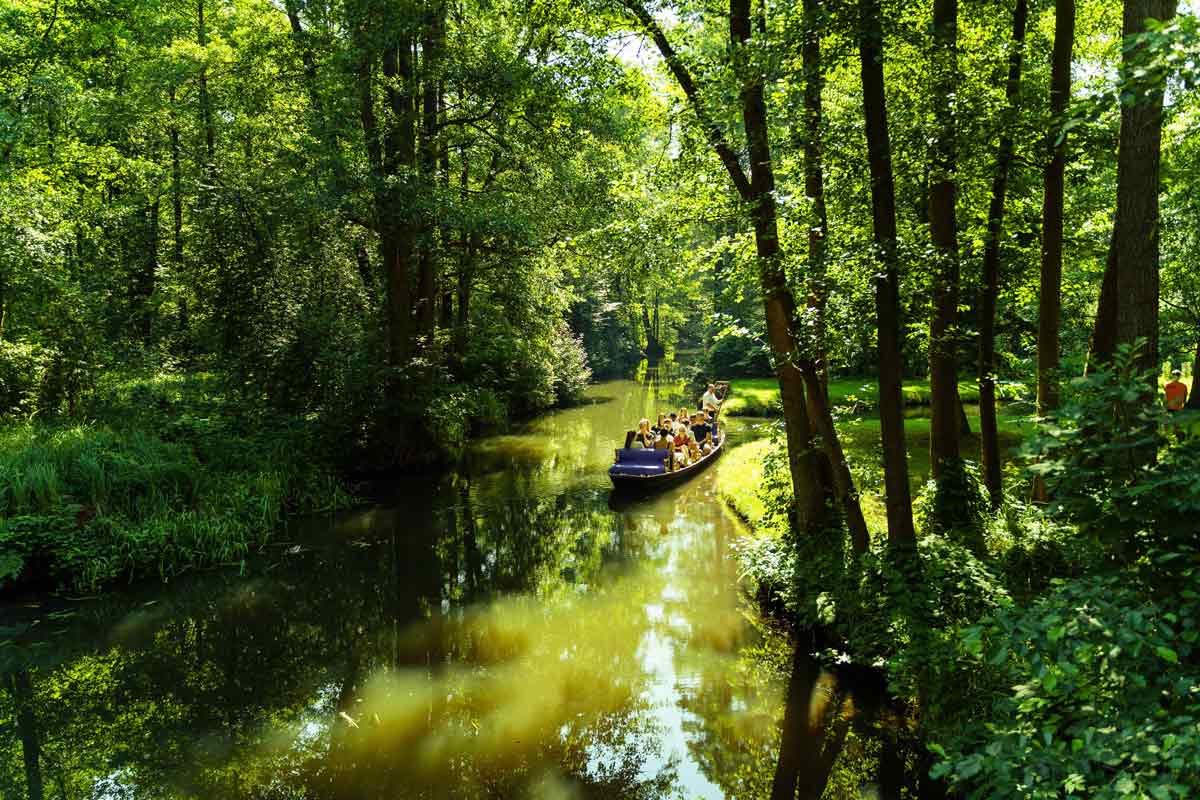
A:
[[0, 373, 351, 594], [721, 376, 1030, 417], [719, 413, 1030, 539]]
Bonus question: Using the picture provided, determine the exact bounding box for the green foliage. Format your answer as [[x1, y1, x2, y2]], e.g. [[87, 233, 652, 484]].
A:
[[0, 405, 351, 592], [707, 325, 772, 378], [913, 459, 988, 552], [934, 568, 1200, 799], [1027, 346, 1200, 556]]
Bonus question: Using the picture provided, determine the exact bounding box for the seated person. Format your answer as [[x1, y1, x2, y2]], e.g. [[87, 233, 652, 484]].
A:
[[634, 418, 654, 448], [691, 413, 711, 452], [672, 423, 690, 466]]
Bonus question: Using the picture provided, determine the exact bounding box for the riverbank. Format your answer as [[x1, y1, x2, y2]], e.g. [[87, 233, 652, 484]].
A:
[[0, 371, 356, 595], [722, 375, 1030, 417]]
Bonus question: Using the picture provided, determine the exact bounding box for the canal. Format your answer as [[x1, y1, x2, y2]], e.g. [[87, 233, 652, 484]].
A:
[[0, 374, 869, 798]]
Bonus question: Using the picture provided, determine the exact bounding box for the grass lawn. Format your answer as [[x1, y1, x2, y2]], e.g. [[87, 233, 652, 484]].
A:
[[722, 376, 1030, 417], [719, 412, 1031, 540]]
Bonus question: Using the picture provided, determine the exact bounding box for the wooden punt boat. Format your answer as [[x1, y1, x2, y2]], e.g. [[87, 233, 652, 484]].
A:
[[608, 427, 726, 493]]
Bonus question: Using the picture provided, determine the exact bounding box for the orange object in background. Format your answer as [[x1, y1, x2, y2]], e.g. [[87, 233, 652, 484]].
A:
[[1165, 379, 1188, 411]]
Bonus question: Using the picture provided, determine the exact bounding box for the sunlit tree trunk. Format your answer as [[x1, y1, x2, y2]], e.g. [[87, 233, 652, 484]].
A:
[[980, 0, 1028, 508], [796, 0, 868, 549], [732, 0, 830, 529], [1113, 0, 1174, 375], [197, 0, 215, 179], [624, 0, 832, 530], [858, 0, 915, 544], [928, 0, 961, 481], [1090, 0, 1175, 378], [801, 0, 829, 395]]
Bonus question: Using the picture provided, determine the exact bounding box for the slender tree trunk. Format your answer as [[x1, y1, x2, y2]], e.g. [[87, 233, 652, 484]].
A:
[[803, 366, 870, 552], [732, 0, 830, 529], [1187, 339, 1200, 410], [928, 0, 962, 479], [197, 0, 216, 176], [859, 0, 916, 544], [169, 88, 183, 269], [132, 198, 159, 343], [625, 0, 831, 528], [980, 0, 1028, 508], [415, 4, 444, 339], [1036, 0, 1074, 420], [802, 0, 829, 394], [1089, 231, 1119, 368]]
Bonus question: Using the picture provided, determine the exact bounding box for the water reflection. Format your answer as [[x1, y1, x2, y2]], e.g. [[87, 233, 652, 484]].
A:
[[0, 374, 870, 799]]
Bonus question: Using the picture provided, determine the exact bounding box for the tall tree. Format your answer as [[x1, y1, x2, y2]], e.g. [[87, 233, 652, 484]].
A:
[[800, 0, 869, 552], [1035, 0, 1075, 425], [859, 0, 916, 544], [979, 0, 1030, 508], [1091, 0, 1177, 376], [927, 0, 961, 482], [622, 0, 831, 531]]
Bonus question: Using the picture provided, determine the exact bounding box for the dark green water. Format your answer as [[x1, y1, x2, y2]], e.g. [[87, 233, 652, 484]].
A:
[[0, 375, 865, 799]]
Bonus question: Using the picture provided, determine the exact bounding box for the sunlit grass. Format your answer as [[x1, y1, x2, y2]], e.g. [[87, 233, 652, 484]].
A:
[[718, 412, 1032, 541], [723, 376, 1029, 417]]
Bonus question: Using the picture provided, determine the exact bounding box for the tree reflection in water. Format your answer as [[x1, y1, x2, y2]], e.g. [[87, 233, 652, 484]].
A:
[[0, 379, 898, 799]]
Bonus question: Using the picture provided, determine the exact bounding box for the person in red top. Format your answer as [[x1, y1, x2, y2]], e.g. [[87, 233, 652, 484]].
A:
[[1164, 369, 1189, 412]]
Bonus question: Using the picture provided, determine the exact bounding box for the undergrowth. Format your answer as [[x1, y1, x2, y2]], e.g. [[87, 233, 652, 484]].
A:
[[0, 372, 352, 593]]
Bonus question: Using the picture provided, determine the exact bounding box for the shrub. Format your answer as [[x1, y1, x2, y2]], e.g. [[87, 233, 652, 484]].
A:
[[0, 340, 56, 416], [934, 569, 1200, 799], [708, 326, 772, 378]]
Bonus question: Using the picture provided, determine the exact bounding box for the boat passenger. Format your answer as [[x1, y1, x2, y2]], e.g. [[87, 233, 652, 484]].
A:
[[691, 413, 711, 453], [634, 418, 654, 448], [672, 422, 690, 466]]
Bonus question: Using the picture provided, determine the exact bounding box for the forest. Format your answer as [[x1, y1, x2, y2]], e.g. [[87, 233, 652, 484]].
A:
[[2, 0, 1200, 796]]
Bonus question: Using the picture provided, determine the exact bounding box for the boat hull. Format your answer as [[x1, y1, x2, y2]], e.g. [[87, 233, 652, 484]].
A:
[[608, 438, 725, 494]]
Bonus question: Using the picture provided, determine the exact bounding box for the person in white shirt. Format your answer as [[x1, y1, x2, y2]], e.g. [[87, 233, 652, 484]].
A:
[[701, 383, 721, 412]]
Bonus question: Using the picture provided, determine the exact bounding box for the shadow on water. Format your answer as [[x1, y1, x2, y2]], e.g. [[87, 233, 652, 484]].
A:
[[0, 365, 914, 799]]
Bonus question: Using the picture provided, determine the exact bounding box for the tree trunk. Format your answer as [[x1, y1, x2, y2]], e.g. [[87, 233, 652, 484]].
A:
[[1112, 0, 1174, 378], [732, 0, 830, 530], [1089, 231, 1119, 369], [801, 0, 829, 395], [803, 366, 870, 553], [197, 0, 216, 178], [169, 88, 183, 269], [928, 0, 962, 479], [132, 198, 159, 343], [380, 38, 418, 366], [1037, 0, 1074, 417], [980, 0, 1028, 508], [415, 4, 444, 339], [859, 0, 916, 544]]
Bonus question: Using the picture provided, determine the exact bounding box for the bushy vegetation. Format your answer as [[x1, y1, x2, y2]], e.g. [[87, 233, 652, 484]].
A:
[[0, 373, 352, 593]]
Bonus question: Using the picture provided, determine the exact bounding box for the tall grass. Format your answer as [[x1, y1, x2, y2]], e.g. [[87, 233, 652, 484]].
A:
[[0, 411, 352, 592]]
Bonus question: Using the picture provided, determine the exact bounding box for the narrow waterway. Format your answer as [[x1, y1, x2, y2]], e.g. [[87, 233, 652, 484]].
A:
[[0, 373, 868, 799]]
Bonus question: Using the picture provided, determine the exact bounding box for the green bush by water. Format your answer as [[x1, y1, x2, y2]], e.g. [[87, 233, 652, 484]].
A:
[[0, 408, 351, 593]]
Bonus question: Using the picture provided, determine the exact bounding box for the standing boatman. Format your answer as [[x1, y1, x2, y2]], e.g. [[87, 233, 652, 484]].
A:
[[1165, 369, 1189, 412]]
